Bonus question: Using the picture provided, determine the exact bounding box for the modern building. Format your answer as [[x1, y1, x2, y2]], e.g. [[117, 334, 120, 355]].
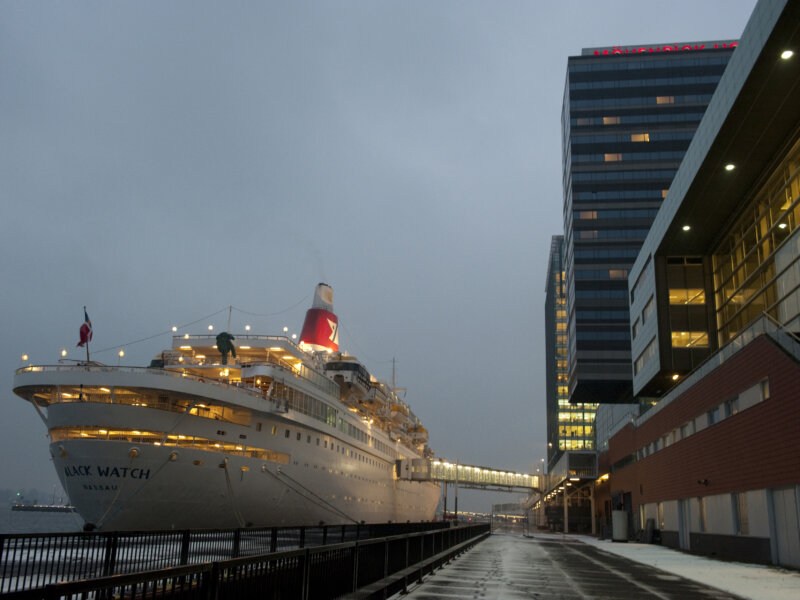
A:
[[562, 39, 737, 406], [596, 0, 800, 568], [545, 235, 595, 469]]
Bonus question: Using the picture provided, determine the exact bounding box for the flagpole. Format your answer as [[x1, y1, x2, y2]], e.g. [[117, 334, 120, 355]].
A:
[[84, 305, 90, 363]]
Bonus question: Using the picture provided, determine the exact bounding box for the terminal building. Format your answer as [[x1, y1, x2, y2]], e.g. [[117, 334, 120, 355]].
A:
[[540, 0, 800, 569], [596, 0, 800, 568]]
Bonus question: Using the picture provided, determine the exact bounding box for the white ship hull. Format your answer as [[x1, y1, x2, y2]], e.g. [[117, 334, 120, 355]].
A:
[[17, 360, 440, 531]]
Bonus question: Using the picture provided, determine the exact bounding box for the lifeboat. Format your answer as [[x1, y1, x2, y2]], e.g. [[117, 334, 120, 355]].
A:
[[408, 425, 429, 445]]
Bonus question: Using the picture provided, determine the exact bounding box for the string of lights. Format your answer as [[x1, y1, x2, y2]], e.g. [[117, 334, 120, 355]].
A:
[[91, 294, 310, 356]]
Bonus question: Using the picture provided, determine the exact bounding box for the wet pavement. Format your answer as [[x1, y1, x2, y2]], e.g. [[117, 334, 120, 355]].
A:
[[398, 533, 742, 599]]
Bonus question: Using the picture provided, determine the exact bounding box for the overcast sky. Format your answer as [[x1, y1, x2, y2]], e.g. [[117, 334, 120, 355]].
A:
[[1, 1, 756, 512]]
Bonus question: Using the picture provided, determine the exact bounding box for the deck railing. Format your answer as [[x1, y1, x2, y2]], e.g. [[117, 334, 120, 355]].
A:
[[0, 522, 448, 594], [4, 523, 489, 600]]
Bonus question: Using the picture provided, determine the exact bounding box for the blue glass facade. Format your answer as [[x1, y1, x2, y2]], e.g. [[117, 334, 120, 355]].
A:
[[562, 44, 736, 405]]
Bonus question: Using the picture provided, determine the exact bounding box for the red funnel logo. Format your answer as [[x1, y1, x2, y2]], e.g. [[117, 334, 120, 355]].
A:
[[299, 308, 339, 352]]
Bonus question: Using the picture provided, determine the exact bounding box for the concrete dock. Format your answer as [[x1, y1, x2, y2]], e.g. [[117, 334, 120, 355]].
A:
[[397, 533, 742, 599]]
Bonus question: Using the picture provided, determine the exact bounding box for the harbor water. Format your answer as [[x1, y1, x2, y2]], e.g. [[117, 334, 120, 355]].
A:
[[0, 504, 84, 534]]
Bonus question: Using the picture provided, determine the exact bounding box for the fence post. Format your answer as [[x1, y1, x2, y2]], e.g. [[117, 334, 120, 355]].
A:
[[102, 533, 118, 577], [232, 528, 241, 558], [322, 525, 328, 546], [351, 542, 359, 593], [180, 530, 191, 565], [206, 561, 220, 600], [299, 526, 306, 549], [402, 535, 410, 593], [300, 548, 311, 600], [270, 528, 277, 553]]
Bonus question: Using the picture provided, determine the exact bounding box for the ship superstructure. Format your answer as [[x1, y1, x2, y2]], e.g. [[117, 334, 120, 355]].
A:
[[13, 284, 439, 530]]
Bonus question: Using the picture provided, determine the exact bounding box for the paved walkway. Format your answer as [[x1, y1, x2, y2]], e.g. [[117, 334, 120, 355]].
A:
[[397, 533, 746, 599]]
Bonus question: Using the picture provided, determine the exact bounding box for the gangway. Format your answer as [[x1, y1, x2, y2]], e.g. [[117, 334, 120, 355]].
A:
[[396, 458, 541, 492]]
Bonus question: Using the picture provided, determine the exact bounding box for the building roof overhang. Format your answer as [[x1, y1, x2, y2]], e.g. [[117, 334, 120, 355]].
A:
[[644, 1, 800, 259]]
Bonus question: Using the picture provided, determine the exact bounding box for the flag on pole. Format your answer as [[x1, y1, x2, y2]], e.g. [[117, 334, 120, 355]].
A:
[[77, 308, 93, 347]]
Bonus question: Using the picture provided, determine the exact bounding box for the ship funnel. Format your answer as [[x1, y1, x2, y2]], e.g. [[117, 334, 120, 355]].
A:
[[299, 283, 339, 352]]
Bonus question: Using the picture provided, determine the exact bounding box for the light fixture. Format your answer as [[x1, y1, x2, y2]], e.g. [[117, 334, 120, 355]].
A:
[[781, 50, 794, 60], [291, 334, 297, 340], [682, 225, 691, 231], [779, 222, 788, 229], [283, 326, 289, 333], [118, 350, 125, 358], [61, 349, 67, 357], [21, 354, 28, 361], [208, 325, 214, 331], [725, 163, 735, 171], [184, 334, 189, 339], [172, 326, 177, 332], [672, 373, 680, 381], [245, 325, 251, 331]]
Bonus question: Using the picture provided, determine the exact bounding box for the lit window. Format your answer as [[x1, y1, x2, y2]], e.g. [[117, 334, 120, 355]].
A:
[[603, 116, 620, 125], [662, 189, 669, 198], [631, 133, 650, 142], [577, 211, 598, 219], [609, 269, 628, 279], [669, 288, 706, 304], [671, 331, 709, 348], [576, 118, 592, 126], [604, 153, 622, 162], [656, 96, 675, 104]]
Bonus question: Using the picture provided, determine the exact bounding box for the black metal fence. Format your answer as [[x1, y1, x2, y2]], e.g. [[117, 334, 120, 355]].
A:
[[2, 523, 490, 600], [0, 522, 447, 594]]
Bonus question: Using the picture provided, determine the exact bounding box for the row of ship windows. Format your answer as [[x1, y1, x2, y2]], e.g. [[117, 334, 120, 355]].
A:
[[281, 427, 392, 471], [636, 380, 769, 461], [569, 93, 714, 109], [50, 427, 291, 464], [571, 112, 706, 128]]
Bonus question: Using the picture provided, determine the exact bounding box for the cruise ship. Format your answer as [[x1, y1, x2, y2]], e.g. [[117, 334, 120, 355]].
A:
[[12, 284, 440, 530]]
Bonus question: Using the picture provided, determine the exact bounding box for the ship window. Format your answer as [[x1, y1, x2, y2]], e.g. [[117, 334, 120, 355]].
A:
[[316, 438, 320, 446], [296, 432, 301, 441], [255, 423, 262, 432], [285, 429, 290, 438], [271, 426, 276, 435], [324, 440, 328, 448]]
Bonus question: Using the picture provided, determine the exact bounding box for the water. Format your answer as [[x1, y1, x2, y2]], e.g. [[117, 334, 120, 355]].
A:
[[0, 504, 84, 534]]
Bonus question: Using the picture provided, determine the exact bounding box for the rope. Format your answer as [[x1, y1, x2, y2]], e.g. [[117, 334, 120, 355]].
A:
[[89, 293, 310, 357], [222, 458, 247, 527], [262, 466, 359, 524]]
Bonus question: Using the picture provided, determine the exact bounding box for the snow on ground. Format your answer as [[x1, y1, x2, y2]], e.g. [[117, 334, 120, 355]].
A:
[[567, 534, 800, 600]]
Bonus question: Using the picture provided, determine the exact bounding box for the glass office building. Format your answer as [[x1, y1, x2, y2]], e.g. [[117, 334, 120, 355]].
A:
[[546, 236, 596, 468], [562, 42, 737, 405]]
